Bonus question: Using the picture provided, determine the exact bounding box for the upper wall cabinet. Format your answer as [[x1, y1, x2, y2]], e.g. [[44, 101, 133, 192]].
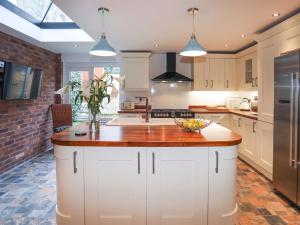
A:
[[236, 46, 258, 91], [193, 55, 237, 91], [121, 52, 152, 91]]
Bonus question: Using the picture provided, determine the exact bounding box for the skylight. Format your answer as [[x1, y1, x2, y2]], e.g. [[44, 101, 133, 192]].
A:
[[1, 0, 79, 29]]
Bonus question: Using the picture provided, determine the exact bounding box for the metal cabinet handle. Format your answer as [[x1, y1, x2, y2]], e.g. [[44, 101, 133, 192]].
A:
[[226, 80, 229, 88], [252, 122, 256, 133], [137, 152, 141, 174], [205, 80, 208, 88], [255, 77, 258, 87], [211, 80, 214, 88], [73, 151, 78, 174], [152, 152, 155, 174], [215, 151, 219, 173], [238, 118, 242, 127], [251, 78, 255, 87]]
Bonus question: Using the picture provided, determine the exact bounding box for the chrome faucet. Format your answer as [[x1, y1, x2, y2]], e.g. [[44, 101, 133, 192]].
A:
[[135, 97, 149, 123]]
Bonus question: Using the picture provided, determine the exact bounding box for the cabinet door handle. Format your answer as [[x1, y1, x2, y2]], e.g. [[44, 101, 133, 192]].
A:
[[137, 152, 141, 174], [238, 118, 241, 127], [251, 78, 255, 87], [226, 80, 229, 88], [211, 80, 214, 88], [215, 151, 219, 173], [252, 122, 256, 133], [255, 77, 258, 87], [205, 80, 208, 88], [73, 151, 78, 174], [152, 152, 155, 174]]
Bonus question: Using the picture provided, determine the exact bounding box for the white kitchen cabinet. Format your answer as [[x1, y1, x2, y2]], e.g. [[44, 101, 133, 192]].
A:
[[208, 146, 238, 225], [84, 148, 147, 225], [256, 121, 274, 175], [236, 47, 258, 91], [121, 52, 151, 91], [54, 146, 85, 225], [147, 148, 209, 225], [231, 115, 244, 154], [193, 56, 236, 91], [241, 118, 258, 162], [193, 57, 210, 90], [224, 59, 237, 90]]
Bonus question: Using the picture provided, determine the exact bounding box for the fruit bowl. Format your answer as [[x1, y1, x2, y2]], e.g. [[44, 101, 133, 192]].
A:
[[174, 118, 212, 133]]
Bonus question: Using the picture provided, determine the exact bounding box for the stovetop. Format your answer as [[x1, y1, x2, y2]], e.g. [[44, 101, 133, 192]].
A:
[[151, 109, 195, 118]]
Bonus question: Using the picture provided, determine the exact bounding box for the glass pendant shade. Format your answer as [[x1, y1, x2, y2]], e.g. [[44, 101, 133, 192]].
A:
[[180, 34, 207, 57], [89, 34, 117, 57]]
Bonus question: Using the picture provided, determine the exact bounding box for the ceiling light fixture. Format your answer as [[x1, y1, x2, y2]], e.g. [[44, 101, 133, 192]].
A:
[[241, 34, 246, 38], [180, 7, 207, 57], [225, 44, 229, 48], [89, 7, 117, 57], [272, 12, 280, 17], [73, 44, 78, 48]]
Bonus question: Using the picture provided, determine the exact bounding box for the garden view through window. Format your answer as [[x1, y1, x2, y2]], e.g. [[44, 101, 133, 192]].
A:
[[69, 67, 121, 122]]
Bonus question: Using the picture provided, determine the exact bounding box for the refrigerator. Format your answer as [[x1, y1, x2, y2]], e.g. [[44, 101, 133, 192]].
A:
[[274, 50, 300, 206]]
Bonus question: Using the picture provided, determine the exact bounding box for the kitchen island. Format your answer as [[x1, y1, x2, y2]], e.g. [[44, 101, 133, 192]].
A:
[[52, 121, 242, 225]]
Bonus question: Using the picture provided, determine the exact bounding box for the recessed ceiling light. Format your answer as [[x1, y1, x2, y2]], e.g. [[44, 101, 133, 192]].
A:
[[73, 44, 78, 48], [272, 12, 280, 17], [155, 43, 159, 48], [225, 44, 229, 48], [241, 34, 246, 38]]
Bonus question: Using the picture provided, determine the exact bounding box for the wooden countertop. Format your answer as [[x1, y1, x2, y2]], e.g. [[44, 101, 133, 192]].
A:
[[51, 122, 242, 147]]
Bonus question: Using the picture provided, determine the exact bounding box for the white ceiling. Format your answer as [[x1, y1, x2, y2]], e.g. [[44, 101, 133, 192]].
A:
[[3, 0, 300, 54]]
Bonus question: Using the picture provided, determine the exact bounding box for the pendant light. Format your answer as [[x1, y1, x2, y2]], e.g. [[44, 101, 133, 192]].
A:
[[180, 8, 207, 57], [89, 7, 117, 57]]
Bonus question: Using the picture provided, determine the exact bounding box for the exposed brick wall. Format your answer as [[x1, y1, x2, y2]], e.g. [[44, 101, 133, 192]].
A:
[[0, 31, 61, 173]]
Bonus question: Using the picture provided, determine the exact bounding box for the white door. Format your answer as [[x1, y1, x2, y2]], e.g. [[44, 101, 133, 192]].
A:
[[210, 58, 225, 90], [54, 146, 85, 225], [208, 146, 238, 225], [147, 148, 208, 225], [224, 59, 237, 90], [84, 148, 147, 225], [256, 121, 274, 176], [241, 118, 258, 161]]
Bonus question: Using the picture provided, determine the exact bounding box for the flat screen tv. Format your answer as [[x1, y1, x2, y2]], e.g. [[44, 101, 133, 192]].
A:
[[0, 61, 43, 100]]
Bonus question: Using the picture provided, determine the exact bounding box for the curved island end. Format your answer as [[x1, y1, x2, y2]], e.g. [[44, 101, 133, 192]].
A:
[[52, 122, 242, 225]]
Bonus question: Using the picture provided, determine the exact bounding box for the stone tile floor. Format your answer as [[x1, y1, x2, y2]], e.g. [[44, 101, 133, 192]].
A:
[[0, 151, 300, 225]]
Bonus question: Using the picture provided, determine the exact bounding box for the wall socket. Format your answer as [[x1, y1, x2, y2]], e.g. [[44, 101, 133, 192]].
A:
[[15, 152, 25, 160]]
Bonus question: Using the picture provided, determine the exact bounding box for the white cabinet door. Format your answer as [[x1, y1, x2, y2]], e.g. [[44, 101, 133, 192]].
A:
[[54, 146, 85, 225], [193, 57, 210, 90], [240, 118, 258, 161], [224, 59, 237, 90], [147, 148, 208, 225], [208, 146, 238, 225], [256, 121, 274, 175], [258, 43, 277, 123], [231, 115, 244, 153], [122, 57, 150, 91], [209, 58, 225, 90], [84, 148, 147, 225]]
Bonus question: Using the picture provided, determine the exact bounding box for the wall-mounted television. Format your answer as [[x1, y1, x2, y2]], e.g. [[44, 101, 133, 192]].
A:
[[0, 60, 43, 100]]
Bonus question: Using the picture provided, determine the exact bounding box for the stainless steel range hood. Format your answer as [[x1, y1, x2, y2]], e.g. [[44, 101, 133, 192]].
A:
[[152, 52, 193, 83]]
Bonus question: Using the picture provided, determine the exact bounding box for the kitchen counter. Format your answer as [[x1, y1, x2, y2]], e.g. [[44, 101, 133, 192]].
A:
[[51, 122, 242, 147]]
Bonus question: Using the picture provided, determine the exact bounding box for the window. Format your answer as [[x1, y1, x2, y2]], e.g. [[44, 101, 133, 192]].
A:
[[69, 66, 121, 122], [0, 0, 79, 29]]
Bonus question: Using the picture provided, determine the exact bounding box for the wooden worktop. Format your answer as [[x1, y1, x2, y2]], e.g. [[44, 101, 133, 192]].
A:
[[51, 122, 242, 147]]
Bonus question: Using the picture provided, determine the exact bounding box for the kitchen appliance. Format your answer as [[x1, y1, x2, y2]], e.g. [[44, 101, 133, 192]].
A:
[[151, 109, 195, 118], [152, 53, 193, 83], [273, 50, 300, 206], [239, 98, 251, 111], [122, 101, 135, 110]]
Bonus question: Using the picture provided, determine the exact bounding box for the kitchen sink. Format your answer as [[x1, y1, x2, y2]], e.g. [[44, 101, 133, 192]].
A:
[[106, 117, 176, 126]]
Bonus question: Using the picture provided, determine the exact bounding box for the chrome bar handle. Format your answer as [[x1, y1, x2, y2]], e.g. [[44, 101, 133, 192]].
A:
[[215, 151, 219, 173], [290, 74, 295, 167], [255, 77, 258, 87], [152, 152, 155, 174], [73, 151, 78, 174], [226, 80, 229, 88], [294, 72, 299, 168], [252, 122, 256, 133], [211, 80, 214, 88], [137, 152, 141, 174], [205, 80, 208, 88]]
